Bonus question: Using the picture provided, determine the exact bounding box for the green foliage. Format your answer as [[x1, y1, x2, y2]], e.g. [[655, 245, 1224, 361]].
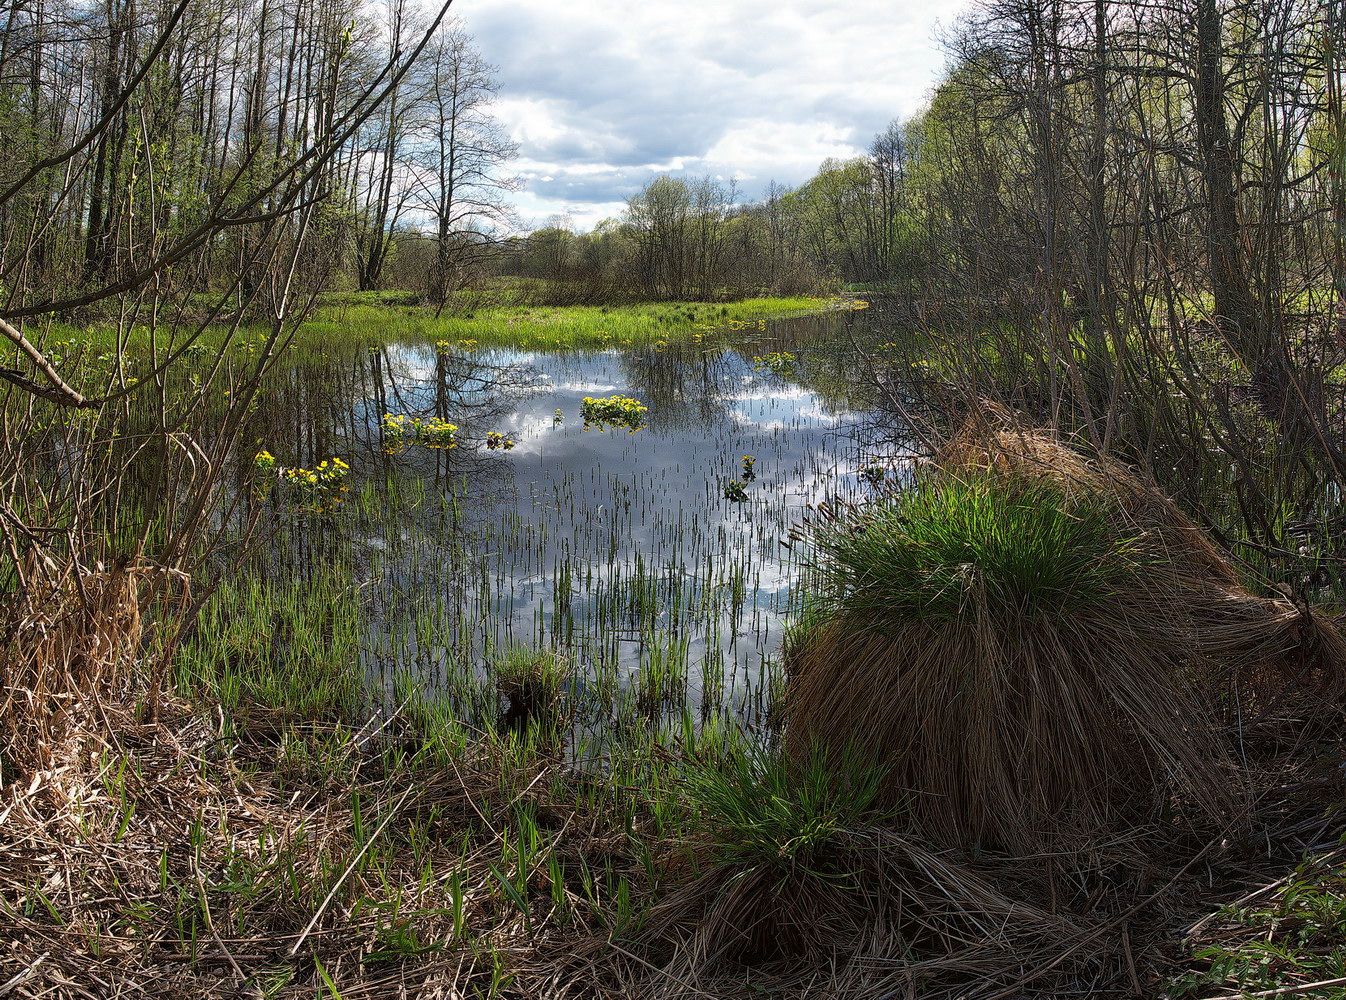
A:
[[808, 472, 1145, 628], [580, 394, 648, 431], [174, 567, 364, 723], [751, 351, 797, 377], [1172, 852, 1346, 997], [253, 452, 351, 513], [305, 295, 833, 352], [681, 741, 893, 884]]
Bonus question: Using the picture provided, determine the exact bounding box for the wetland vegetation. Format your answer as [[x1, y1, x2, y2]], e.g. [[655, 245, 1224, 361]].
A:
[[5, 0, 1346, 998]]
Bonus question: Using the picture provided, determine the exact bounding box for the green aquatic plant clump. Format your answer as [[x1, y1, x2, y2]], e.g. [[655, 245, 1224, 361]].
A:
[[380, 413, 458, 454], [253, 451, 350, 513], [809, 472, 1145, 627], [751, 351, 797, 377], [580, 393, 648, 432]]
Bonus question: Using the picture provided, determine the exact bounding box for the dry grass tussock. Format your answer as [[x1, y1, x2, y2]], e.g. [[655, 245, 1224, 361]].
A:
[[638, 826, 1080, 998], [698, 413, 1346, 997], [787, 415, 1346, 858], [936, 416, 1346, 707]]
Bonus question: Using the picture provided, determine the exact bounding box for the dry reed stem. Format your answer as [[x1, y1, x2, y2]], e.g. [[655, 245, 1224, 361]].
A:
[[637, 825, 1083, 999]]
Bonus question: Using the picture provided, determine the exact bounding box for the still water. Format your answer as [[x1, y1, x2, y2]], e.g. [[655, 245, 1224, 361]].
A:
[[250, 308, 907, 726]]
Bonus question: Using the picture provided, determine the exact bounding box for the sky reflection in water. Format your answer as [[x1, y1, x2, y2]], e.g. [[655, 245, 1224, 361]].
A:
[[313, 315, 898, 723]]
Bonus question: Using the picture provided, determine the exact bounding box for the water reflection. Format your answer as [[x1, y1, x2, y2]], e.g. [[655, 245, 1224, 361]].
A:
[[244, 309, 912, 727]]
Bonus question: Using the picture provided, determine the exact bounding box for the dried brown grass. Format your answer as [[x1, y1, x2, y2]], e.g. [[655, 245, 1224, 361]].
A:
[[785, 415, 1346, 861], [0, 568, 631, 999], [940, 417, 1346, 704], [638, 826, 1078, 996]]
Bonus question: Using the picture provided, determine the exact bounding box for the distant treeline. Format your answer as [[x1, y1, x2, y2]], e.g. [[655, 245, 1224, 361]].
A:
[[3, 0, 1340, 346], [505, 0, 1344, 361], [494, 142, 911, 302]]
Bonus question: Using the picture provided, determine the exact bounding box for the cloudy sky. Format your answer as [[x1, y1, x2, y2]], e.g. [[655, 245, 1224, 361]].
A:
[[458, 0, 973, 232]]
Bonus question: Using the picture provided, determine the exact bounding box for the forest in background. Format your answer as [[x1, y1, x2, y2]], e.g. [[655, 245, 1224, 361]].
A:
[[7, 0, 1341, 332], [4, 2, 1346, 998], [520, 0, 1345, 357]]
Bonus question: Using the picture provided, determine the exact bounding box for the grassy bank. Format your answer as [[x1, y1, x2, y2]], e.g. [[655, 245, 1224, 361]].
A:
[[9, 606, 1344, 998], [303, 294, 857, 351], [25, 293, 854, 361], [4, 563, 873, 997]]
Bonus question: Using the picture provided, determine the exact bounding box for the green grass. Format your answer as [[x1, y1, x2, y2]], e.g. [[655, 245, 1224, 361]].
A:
[[1172, 850, 1346, 998], [173, 565, 365, 724], [680, 740, 894, 882], [805, 471, 1146, 628], [490, 644, 569, 733], [303, 295, 845, 351], [14, 294, 844, 368]]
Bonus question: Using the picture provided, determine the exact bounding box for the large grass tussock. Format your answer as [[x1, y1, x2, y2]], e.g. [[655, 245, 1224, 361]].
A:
[[785, 419, 1346, 856]]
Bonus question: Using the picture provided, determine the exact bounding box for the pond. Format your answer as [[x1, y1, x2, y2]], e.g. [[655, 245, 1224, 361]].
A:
[[239, 306, 911, 739]]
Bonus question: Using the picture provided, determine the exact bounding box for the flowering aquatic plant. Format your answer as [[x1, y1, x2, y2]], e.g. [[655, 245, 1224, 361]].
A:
[[381, 413, 458, 454], [724, 480, 749, 503], [580, 394, 648, 432], [751, 352, 796, 377], [254, 452, 349, 513], [419, 417, 459, 450]]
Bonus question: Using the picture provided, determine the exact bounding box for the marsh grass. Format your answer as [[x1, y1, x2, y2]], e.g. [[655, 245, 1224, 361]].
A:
[[639, 740, 896, 967], [679, 740, 894, 882], [304, 295, 838, 352], [638, 736, 1077, 985], [174, 566, 365, 724], [786, 458, 1241, 855], [491, 645, 569, 733], [807, 472, 1147, 627], [21, 295, 839, 366], [1, 559, 681, 998]]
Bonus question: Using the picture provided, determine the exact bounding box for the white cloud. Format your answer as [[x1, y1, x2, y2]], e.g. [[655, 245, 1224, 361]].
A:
[[701, 120, 858, 180], [459, 0, 972, 230]]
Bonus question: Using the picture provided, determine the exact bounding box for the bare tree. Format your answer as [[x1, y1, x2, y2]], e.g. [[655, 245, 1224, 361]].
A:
[[406, 21, 519, 305]]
